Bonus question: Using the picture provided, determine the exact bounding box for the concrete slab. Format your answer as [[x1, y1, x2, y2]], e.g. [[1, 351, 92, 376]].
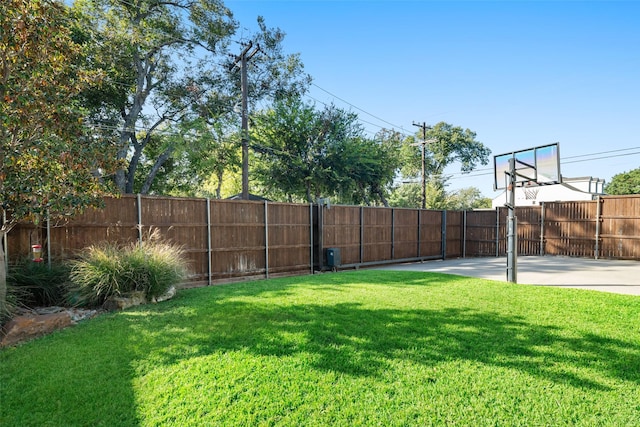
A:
[[376, 256, 640, 296]]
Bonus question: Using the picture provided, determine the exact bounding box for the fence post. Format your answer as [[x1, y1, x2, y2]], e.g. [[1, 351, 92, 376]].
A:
[[318, 203, 324, 271], [462, 210, 467, 258], [360, 206, 364, 264], [264, 201, 269, 279], [310, 203, 314, 274], [136, 193, 143, 247], [206, 198, 212, 286], [391, 208, 395, 260], [46, 209, 51, 269], [417, 209, 421, 258], [595, 196, 601, 260], [441, 210, 447, 260], [540, 202, 545, 256], [3, 211, 8, 272], [496, 207, 500, 257]]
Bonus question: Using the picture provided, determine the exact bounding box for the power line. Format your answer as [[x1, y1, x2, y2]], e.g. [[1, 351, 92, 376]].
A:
[[310, 83, 413, 136]]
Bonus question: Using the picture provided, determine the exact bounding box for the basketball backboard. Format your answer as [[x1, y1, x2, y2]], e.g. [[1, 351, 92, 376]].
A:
[[493, 143, 561, 190]]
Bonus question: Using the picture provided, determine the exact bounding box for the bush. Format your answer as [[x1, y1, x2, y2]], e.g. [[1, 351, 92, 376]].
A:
[[7, 259, 71, 307], [68, 238, 189, 308], [1, 284, 25, 327]]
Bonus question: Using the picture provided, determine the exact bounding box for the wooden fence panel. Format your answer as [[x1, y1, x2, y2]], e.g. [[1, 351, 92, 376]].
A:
[[266, 202, 312, 274], [600, 196, 640, 259], [393, 208, 419, 260], [544, 201, 597, 257], [465, 210, 498, 257], [209, 200, 265, 280], [142, 196, 208, 283], [363, 207, 392, 263], [515, 207, 542, 256], [445, 211, 463, 258], [47, 196, 140, 259], [322, 205, 361, 265], [419, 210, 442, 258]]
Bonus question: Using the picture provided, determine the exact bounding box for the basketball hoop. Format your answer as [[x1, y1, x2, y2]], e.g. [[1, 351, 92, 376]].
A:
[[524, 187, 539, 200]]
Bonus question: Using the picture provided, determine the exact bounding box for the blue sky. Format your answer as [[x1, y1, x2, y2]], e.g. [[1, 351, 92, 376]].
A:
[[226, 0, 640, 197]]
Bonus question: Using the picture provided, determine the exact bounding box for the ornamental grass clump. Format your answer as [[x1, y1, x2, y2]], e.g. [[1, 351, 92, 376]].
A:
[[68, 237, 188, 308], [7, 259, 71, 307], [129, 240, 189, 300], [68, 243, 130, 307]]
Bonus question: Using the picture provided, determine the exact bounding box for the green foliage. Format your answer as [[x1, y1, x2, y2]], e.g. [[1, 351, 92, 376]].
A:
[[605, 167, 640, 195], [0, 0, 115, 225], [447, 186, 492, 210], [389, 183, 491, 209], [7, 259, 71, 307], [1, 271, 639, 425], [73, 0, 310, 195], [388, 182, 422, 208], [400, 122, 491, 201], [0, 0, 117, 323], [68, 243, 127, 306], [251, 98, 401, 204], [68, 237, 188, 307], [0, 283, 24, 326]]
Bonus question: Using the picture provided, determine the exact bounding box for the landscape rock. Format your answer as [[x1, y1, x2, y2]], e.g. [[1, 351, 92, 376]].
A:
[[0, 307, 103, 348], [153, 286, 176, 303], [103, 291, 147, 311], [1, 311, 72, 347], [0, 287, 177, 347]]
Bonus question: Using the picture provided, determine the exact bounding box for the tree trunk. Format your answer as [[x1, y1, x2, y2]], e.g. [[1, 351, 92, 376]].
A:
[[215, 171, 223, 199], [139, 146, 174, 194]]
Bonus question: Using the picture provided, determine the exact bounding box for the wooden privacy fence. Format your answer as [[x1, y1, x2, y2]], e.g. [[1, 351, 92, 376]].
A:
[[475, 196, 640, 259], [6, 195, 640, 286]]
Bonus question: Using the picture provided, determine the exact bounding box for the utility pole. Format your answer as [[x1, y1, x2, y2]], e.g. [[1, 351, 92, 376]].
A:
[[412, 122, 430, 209], [230, 41, 260, 200]]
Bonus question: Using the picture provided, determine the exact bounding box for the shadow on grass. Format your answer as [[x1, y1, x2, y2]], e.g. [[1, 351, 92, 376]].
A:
[[123, 288, 640, 392]]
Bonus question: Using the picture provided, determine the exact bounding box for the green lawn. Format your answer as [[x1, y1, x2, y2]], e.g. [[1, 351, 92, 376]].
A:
[[1, 270, 639, 426]]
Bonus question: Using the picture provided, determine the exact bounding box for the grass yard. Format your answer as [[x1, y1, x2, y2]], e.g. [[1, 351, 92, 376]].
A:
[[1, 270, 639, 426]]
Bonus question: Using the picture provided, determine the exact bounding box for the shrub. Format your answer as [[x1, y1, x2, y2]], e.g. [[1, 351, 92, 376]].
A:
[[68, 238, 188, 307], [1, 283, 25, 326], [68, 243, 130, 307], [131, 241, 189, 300], [7, 259, 71, 307]]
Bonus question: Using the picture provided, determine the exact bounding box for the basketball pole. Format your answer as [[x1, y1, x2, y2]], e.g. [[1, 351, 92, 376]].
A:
[[506, 157, 518, 283]]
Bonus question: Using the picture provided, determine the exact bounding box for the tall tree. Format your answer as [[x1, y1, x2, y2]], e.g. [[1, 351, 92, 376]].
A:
[[133, 118, 240, 197], [446, 187, 492, 210], [73, 0, 237, 194], [73, 0, 310, 195], [0, 0, 116, 319], [250, 99, 398, 204], [605, 167, 640, 195], [326, 130, 402, 206], [401, 121, 491, 205]]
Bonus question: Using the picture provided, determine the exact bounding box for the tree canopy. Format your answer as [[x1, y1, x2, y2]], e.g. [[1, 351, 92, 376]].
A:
[[249, 99, 401, 205], [605, 167, 640, 195], [73, 0, 311, 195], [399, 122, 491, 208], [1, 0, 117, 317]]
